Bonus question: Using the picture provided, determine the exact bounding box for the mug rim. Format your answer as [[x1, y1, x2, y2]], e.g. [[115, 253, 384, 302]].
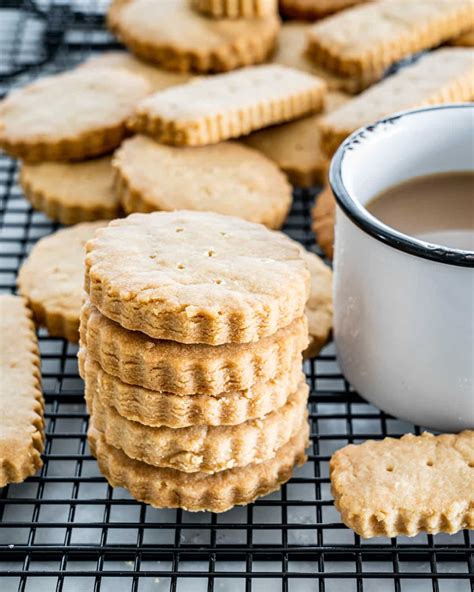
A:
[[329, 103, 474, 268]]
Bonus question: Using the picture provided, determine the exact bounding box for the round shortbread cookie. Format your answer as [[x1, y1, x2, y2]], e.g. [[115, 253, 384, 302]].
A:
[[84, 210, 310, 345], [113, 136, 292, 229], [88, 420, 309, 512], [80, 300, 307, 395], [312, 185, 336, 260], [20, 157, 120, 225], [80, 51, 192, 92], [18, 222, 107, 342], [107, 0, 280, 73], [87, 378, 308, 473], [0, 68, 150, 162], [79, 352, 303, 428]]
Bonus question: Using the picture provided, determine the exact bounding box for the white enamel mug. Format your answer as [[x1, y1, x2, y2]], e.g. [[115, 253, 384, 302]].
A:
[[329, 104, 474, 432]]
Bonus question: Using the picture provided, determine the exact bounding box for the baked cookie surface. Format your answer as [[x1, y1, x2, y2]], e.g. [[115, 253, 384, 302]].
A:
[[312, 185, 335, 260], [80, 353, 303, 428], [88, 419, 309, 512], [243, 91, 349, 187], [107, 0, 280, 73], [0, 295, 44, 487], [85, 210, 310, 344], [114, 136, 292, 228], [192, 0, 276, 18], [128, 64, 327, 146], [20, 157, 120, 225], [318, 47, 474, 156], [18, 221, 107, 342], [81, 51, 191, 92], [279, 0, 367, 19], [87, 377, 308, 473], [330, 431, 474, 538], [0, 67, 150, 162], [307, 0, 474, 78]]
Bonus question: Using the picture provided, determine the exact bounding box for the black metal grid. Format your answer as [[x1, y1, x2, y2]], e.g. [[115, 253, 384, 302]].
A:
[[0, 2, 473, 590]]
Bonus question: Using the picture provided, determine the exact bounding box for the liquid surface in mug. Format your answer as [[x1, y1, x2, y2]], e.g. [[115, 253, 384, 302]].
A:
[[366, 171, 474, 251]]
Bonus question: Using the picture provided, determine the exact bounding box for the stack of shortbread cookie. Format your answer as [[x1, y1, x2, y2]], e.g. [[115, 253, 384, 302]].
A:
[[79, 210, 312, 512]]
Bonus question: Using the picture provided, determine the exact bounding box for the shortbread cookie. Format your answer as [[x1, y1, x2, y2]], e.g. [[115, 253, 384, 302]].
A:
[[20, 157, 120, 225], [319, 48, 474, 156], [107, 0, 280, 73], [243, 91, 349, 187], [18, 222, 107, 342], [79, 353, 303, 428], [272, 22, 383, 95], [80, 301, 308, 394], [280, 0, 367, 20], [128, 64, 327, 146], [0, 68, 150, 162], [88, 419, 309, 512], [307, 1, 474, 79], [81, 51, 191, 92], [88, 378, 308, 473], [113, 136, 291, 228], [449, 29, 474, 47], [312, 185, 335, 260], [0, 295, 43, 487], [85, 211, 310, 344], [298, 247, 333, 358], [330, 431, 474, 538], [192, 0, 276, 18]]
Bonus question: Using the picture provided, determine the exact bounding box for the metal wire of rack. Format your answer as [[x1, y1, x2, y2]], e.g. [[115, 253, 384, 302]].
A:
[[0, 2, 473, 591]]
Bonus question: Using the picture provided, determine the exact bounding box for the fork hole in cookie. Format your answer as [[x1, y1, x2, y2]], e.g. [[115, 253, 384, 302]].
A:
[[214, 279, 223, 285], [386, 465, 394, 472], [177, 264, 185, 270], [468, 462, 474, 468], [175, 227, 184, 233], [426, 460, 434, 467], [207, 250, 216, 257]]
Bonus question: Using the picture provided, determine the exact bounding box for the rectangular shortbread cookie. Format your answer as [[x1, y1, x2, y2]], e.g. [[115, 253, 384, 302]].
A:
[[318, 48, 474, 156], [330, 431, 474, 538], [0, 295, 44, 487], [192, 0, 276, 18], [307, 0, 474, 78], [128, 64, 327, 146]]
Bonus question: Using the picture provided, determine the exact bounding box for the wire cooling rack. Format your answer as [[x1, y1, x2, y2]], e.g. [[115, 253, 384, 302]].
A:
[[0, 2, 473, 591]]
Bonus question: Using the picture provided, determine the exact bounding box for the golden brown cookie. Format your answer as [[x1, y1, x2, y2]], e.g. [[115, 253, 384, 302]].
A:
[[307, 0, 474, 80], [319, 48, 474, 157], [80, 301, 308, 395], [79, 353, 303, 428], [192, 0, 277, 18], [18, 222, 107, 342], [107, 0, 280, 73], [279, 0, 368, 20], [87, 378, 308, 473], [128, 64, 327, 146], [88, 419, 309, 512], [0, 68, 150, 162], [80, 51, 192, 92], [113, 136, 292, 228], [312, 185, 335, 260], [272, 22, 383, 95], [85, 211, 310, 345], [298, 247, 333, 358], [449, 29, 474, 47], [242, 91, 349, 187], [0, 295, 44, 487], [330, 431, 474, 538], [20, 157, 120, 225]]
